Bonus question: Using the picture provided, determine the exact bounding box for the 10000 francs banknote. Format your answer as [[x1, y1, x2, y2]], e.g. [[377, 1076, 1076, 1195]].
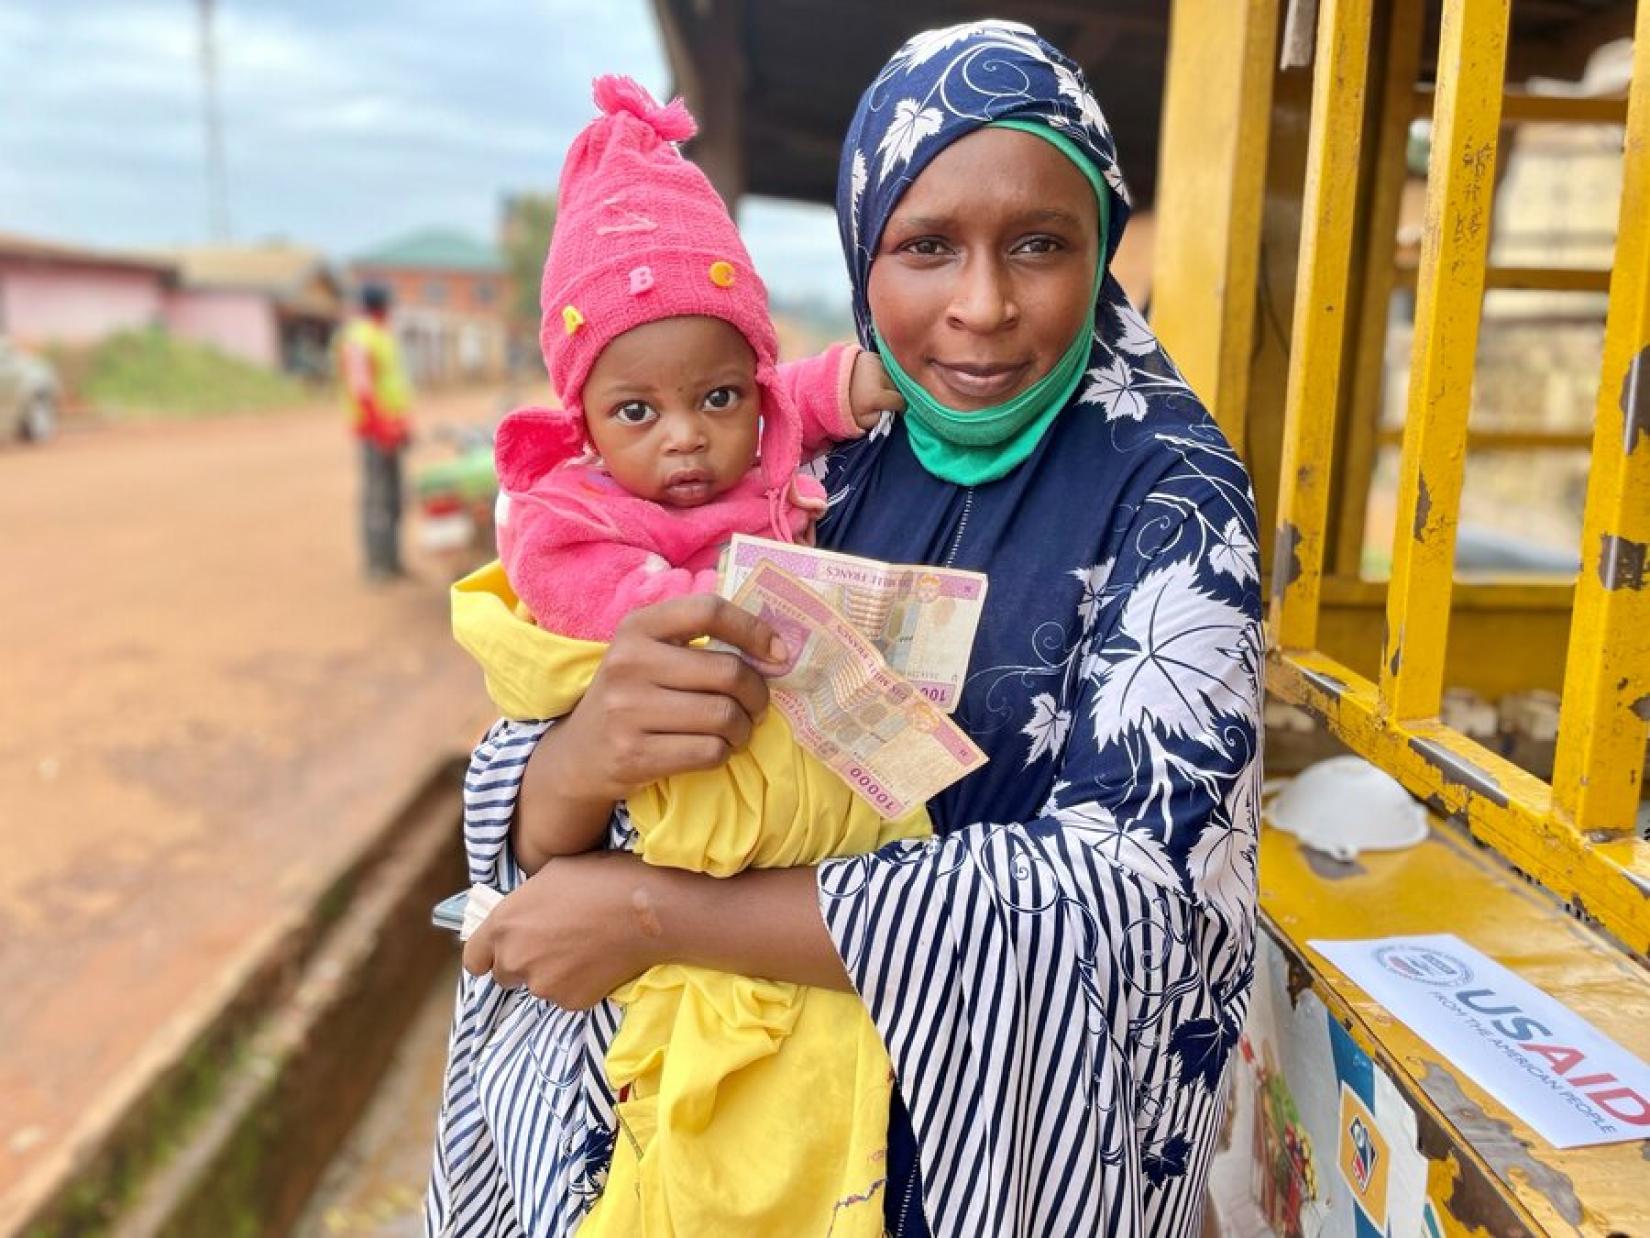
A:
[[719, 535, 988, 712], [728, 562, 987, 819]]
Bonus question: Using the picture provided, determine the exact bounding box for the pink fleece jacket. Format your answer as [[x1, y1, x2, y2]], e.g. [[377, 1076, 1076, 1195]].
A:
[[495, 342, 863, 641]]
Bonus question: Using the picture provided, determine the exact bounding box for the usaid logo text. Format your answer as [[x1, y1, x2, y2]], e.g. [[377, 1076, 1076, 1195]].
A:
[[1450, 988, 1650, 1126]]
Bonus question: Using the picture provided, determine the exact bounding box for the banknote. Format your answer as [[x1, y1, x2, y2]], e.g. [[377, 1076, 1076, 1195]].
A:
[[719, 535, 988, 712], [432, 884, 504, 941], [460, 884, 504, 941], [727, 562, 987, 819]]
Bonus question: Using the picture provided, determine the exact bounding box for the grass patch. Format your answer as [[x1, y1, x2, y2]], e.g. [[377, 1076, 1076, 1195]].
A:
[[50, 328, 314, 420]]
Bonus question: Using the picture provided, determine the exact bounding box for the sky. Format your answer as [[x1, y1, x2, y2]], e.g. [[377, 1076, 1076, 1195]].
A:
[[0, 0, 849, 309]]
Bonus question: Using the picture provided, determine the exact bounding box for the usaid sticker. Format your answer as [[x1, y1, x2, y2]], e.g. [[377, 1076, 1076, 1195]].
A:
[[1313, 934, 1650, 1149]]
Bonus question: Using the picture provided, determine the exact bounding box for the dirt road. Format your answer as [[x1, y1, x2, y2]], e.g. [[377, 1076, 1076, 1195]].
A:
[[0, 395, 503, 1226]]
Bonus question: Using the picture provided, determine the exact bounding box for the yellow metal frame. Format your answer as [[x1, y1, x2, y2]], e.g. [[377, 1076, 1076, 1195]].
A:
[[1150, 0, 1281, 445], [1392, 263, 1613, 292], [1269, 0, 1376, 651], [1335, 0, 1427, 576], [1339, 24, 1624, 580], [1263, 0, 1650, 954], [1552, 1, 1650, 838], [1373, 426, 1597, 450], [1412, 84, 1631, 124], [1379, 0, 1509, 722]]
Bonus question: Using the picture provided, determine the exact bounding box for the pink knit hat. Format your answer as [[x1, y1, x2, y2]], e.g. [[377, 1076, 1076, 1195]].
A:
[[528, 75, 799, 505]]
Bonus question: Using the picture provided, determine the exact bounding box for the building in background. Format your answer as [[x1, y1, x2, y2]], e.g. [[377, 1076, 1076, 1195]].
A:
[[0, 232, 343, 380], [0, 232, 174, 346], [164, 243, 344, 378], [349, 229, 509, 385]]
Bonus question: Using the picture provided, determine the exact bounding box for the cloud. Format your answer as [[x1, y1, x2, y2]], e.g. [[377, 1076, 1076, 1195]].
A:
[[0, 0, 848, 308]]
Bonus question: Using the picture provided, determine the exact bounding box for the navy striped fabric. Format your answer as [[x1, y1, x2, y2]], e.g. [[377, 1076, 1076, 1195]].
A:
[[426, 721, 623, 1237]]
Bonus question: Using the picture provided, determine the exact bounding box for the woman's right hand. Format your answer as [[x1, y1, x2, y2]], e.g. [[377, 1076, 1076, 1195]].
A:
[[521, 595, 787, 847]]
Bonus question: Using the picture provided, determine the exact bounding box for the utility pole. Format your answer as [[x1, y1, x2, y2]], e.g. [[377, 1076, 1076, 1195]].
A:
[[198, 0, 231, 240]]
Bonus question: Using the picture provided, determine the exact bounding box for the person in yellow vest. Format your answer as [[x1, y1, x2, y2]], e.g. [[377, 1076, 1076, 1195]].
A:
[[339, 283, 414, 580]]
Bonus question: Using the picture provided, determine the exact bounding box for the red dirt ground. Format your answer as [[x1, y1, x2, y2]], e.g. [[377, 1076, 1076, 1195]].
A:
[[0, 394, 506, 1228]]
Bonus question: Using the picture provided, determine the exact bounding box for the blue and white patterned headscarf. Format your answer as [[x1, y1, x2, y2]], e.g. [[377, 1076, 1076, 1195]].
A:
[[837, 20, 1132, 346]]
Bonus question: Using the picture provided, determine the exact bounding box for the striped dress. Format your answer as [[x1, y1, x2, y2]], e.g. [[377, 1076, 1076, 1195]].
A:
[[426, 21, 1262, 1236]]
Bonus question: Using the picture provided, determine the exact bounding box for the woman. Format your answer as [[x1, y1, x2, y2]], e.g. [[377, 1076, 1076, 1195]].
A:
[[428, 20, 1262, 1238]]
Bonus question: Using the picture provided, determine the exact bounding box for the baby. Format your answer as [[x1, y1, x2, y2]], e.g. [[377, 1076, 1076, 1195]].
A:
[[452, 77, 925, 1238], [490, 79, 897, 643]]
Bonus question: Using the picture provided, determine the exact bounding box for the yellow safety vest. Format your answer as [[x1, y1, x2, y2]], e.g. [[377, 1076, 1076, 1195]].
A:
[[339, 315, 411, 428]]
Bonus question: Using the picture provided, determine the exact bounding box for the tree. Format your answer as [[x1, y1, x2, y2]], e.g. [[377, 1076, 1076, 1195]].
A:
[[501, 193, 558, 368]]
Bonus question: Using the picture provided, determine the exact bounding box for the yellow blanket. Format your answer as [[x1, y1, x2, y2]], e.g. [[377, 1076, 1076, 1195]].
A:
[[452, 563, 930, 1236]]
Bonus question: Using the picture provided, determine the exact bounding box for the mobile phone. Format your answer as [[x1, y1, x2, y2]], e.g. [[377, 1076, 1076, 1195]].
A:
[[432, 890, 468, 934]]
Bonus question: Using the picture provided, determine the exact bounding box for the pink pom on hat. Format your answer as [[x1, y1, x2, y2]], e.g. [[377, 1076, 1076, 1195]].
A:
[[525, 75, 800, 512]]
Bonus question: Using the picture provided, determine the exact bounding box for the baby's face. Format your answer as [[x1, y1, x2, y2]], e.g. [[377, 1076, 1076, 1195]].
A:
[[582, 316, 761, 507]]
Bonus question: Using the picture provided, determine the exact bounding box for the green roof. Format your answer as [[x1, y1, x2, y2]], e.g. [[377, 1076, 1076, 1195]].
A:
[[353, 228, 504, 273]]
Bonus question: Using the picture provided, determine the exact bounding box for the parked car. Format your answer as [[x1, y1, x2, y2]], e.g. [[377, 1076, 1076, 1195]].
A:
[[0, 336, 60, 442]]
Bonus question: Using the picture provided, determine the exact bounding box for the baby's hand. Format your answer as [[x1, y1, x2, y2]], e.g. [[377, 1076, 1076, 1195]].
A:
[[849, 350, 904, 430]]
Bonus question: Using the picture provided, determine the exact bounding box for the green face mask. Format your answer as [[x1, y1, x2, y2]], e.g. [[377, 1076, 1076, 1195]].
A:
[[875, 120, 1111, 487]]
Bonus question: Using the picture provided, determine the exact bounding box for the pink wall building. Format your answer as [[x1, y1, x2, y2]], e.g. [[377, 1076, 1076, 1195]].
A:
[[0, 235, 172, 346], [163, 245, 343, 375], [0, 233, 342, 376], [163, 288, 280, 369]]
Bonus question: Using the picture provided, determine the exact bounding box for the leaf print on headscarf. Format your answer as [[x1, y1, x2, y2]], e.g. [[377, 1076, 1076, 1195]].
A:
[[877, 99, 944, 177], [1054, 802, 1182, 889], [1081, 351, 1192, 422], [1110, 301, 1157, 358], [1086, 559, 1253, 753], [1209, 517, 1259, 585], [1071, 559, 1116, 628], [848, 150, 868, 249], [1021, 692, 1071, 766], [890, 19, 1042, 70], [1103, 162, 1132, 206], [1081, 355, 1151, 422], [1053, 63, 1111, 145], [799, 453, 830, 486]]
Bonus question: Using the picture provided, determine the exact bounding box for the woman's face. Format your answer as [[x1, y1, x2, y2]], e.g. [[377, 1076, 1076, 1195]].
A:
[[867, 126, 1099, 411]]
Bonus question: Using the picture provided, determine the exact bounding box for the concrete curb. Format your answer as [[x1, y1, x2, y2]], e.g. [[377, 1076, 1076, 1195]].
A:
[[11, 757, 467, 1237]]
